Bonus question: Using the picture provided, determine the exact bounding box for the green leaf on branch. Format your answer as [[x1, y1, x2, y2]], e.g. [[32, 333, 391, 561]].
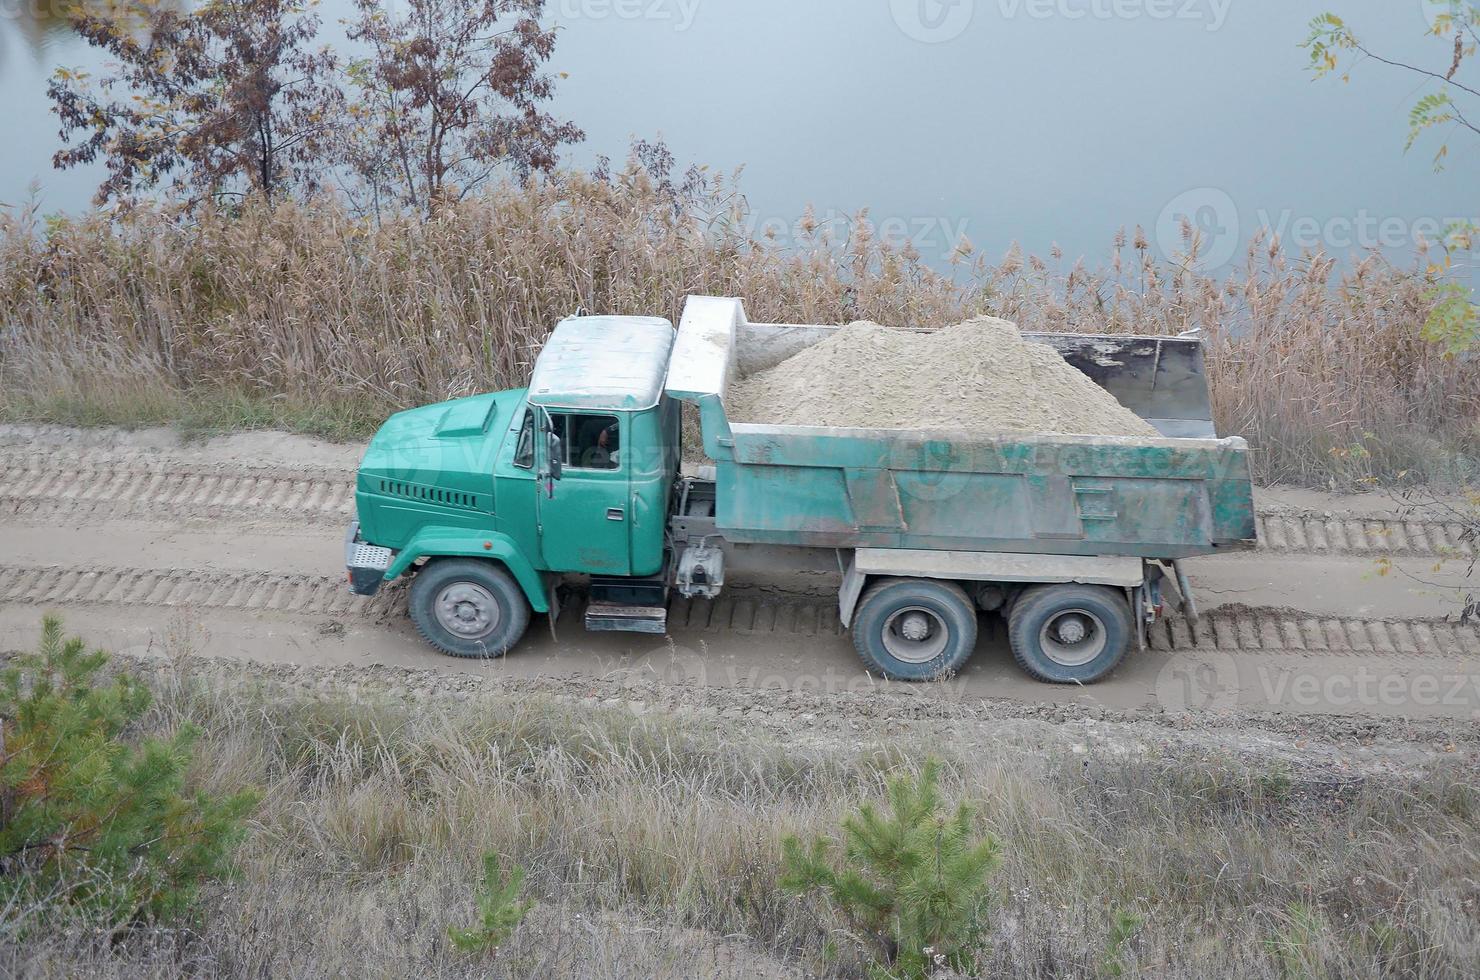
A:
[[1423, 282, 1480, 355], [1407, 92, 1457, 153], [1302, 13, 1354, 78]]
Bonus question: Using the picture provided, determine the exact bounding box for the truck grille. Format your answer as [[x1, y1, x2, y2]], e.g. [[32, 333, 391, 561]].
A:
[[378, 479, 480, 511]]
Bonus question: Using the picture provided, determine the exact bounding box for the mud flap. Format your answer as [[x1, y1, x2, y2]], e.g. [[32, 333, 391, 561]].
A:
[[1132, 584, 1146, 652], [838, 554, 867, 629], [547, 580, 561, 641], [1170, 559, 1200, 627]]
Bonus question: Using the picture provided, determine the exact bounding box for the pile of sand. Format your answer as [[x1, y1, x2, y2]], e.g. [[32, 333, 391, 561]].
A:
[[725, 317, 1158, 437]]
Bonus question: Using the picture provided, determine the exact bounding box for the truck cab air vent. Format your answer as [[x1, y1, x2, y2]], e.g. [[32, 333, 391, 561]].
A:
[[379, 479, 478, 510]]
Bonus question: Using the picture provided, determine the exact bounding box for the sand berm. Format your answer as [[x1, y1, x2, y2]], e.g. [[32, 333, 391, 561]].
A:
[[726, 316, 1158, 437]]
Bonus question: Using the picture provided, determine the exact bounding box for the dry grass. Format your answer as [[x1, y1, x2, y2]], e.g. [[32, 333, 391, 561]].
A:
[[3, 660, 1477, 978], [1, 164, 1476, 484]]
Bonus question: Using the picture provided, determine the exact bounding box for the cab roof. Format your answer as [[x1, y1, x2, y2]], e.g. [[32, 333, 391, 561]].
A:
[[527, 315, 676, 412]]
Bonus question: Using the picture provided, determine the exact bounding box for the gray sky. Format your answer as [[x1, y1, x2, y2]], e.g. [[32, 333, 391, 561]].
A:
[[1, 0, 1473, 275]]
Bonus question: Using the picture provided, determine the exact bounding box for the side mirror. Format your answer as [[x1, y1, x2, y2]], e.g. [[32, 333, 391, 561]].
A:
[[546, 433, 564, 481]]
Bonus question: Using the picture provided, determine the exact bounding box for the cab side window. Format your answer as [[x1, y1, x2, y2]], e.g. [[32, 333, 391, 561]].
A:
[[553, 413, 620, 471], [513, 410, 535, 469]]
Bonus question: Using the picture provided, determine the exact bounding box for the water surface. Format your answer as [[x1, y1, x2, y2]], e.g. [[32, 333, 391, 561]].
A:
[[1, 0, 1471, 276]]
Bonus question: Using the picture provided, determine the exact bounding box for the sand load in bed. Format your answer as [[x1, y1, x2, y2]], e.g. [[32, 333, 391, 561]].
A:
[[725, 317, 1159, 437]]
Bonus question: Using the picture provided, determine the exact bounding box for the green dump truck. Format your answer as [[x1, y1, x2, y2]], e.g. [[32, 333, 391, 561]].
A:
[[346, 296, 1257, 683]]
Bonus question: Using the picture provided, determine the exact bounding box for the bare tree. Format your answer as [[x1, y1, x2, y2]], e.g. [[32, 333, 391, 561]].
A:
[[49, 0, 341, 206], [343, 0, 583, 214]]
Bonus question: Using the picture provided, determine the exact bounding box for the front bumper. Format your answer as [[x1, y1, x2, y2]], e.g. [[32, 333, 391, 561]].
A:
[[345, 520, 395, 596]]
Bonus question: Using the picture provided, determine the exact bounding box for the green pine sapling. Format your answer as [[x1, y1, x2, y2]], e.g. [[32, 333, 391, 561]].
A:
[[780, 758, 1001, 979], [448, 851, 535, 955], [0, 616, 257, 931]]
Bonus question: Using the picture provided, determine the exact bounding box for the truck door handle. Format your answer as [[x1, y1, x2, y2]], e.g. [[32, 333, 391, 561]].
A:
[[606, 508, 625, 521]]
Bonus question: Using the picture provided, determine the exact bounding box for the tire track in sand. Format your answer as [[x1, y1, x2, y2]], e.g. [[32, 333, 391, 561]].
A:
[[2, 561, 1477, 659]]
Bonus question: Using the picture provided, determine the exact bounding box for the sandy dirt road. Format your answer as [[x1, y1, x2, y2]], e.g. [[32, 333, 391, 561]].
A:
[[1, 425, 1477, 724]]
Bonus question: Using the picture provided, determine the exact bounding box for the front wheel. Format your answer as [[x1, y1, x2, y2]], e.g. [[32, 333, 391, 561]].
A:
[[409, 559, 532, 659], [1007, 584, 1132, 684], [850, 578, 979, 681]]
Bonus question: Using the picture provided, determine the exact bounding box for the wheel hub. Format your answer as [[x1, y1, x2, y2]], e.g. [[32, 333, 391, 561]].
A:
[[881, 606, 951, 665], [899, 612, 932, 641], [1055, 615, 1088, 644], [1038, 607, 1108, 667], [434, 583, 500, 639]]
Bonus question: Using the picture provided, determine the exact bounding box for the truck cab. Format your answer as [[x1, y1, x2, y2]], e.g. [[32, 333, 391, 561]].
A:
[[346, 314, 682, 656], [517, 314, 679, 580]]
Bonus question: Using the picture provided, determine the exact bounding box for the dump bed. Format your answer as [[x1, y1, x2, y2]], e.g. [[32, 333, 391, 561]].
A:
[[664, 297, 1257, 560]]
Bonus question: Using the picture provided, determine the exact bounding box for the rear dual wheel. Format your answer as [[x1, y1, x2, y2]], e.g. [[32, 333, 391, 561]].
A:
[[850, 578, 1133, 684], [851, 578, 978, 681], [1007, 584, 1132, 684]]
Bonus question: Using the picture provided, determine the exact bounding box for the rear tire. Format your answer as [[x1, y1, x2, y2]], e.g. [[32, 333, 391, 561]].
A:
[[409, 559, 531, 659], [1008, 584, 1131, 684], [850, 578, 978, 681]]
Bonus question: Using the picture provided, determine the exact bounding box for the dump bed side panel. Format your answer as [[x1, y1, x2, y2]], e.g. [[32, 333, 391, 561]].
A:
[[714, 426, 1256, 559]]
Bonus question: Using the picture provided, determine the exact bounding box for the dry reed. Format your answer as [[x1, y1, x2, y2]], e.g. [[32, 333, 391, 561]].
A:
[[1, 165, 1475, 485]]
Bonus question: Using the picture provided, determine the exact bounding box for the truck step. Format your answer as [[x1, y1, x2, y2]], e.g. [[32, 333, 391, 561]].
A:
[[584, 602, 669, 635], [589, 570, 668, 608]]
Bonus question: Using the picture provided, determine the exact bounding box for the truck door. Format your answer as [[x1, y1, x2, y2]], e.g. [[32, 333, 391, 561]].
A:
[[535, 409, 633, 575]]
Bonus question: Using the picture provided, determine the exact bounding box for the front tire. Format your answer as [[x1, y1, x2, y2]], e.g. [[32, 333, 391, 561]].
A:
[[1008, 584, 1132, 684], [409, 559, 531, 659], [850, 578, 979, 681]]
